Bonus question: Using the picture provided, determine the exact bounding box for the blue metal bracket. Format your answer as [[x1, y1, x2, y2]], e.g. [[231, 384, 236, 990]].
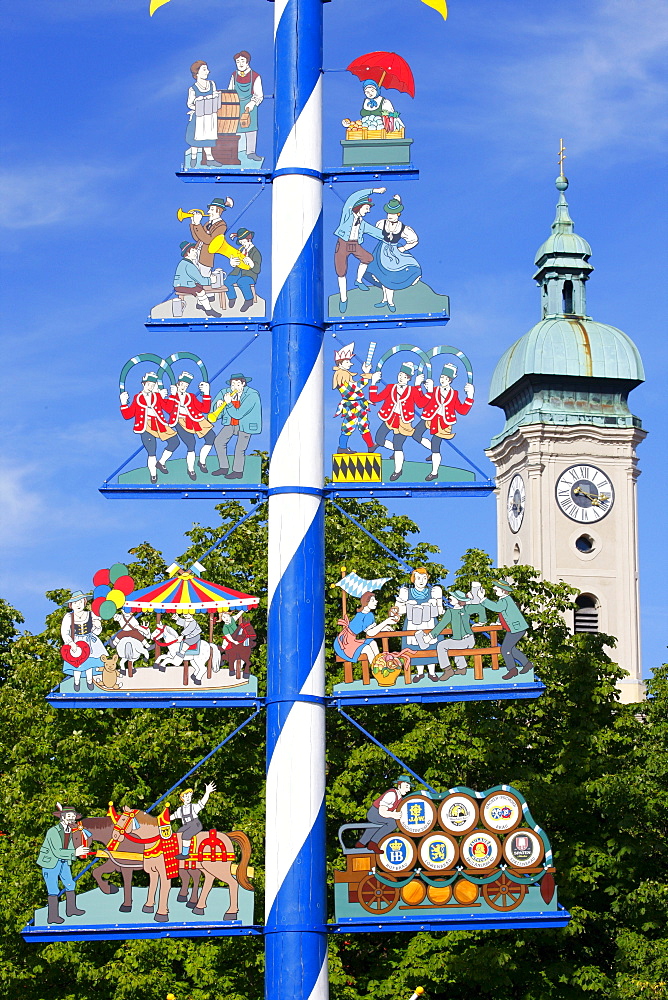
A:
[[144, 319, 271, 332], [325, 309, 449, 331], [323, 168, 419, 183], [328, 681, 546, 708], [100, 482, 496, 501], [176, 171, 272, 184], [326, 481, 496, 499], [47, 687, 265, 710], [328, 908, 572, 933], [336, 707, 440, 796], [99, 483, 267, 500], [21, 921, 264, 943]]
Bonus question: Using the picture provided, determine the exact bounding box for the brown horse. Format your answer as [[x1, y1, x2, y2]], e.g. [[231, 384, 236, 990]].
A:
[[113, 807, 253, 922], [78, 816, 143, 912], [80, 809, 253, 922]]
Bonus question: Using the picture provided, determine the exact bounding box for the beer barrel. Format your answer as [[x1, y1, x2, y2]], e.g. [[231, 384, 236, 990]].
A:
[[453, 879, 478, 904], [426, 884, 452, 905], [218, 90, 240, 134], [401, 879, 426, 905]]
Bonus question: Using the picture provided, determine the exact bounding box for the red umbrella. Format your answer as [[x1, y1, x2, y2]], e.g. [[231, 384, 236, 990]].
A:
[[346, 51, 415, 99]]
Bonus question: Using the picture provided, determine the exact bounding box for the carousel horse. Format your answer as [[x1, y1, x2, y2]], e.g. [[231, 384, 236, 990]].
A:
[[80, 805, 252, 922], [219, 619, 257, 679], [152, 626, 222, 680], [110, 612, 152, 673]]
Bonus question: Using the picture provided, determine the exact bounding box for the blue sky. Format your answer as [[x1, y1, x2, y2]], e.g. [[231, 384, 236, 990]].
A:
[[0, 0, 666, 673]]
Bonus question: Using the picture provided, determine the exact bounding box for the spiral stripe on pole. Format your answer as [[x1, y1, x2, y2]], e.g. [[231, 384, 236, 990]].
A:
[[265, 0, 328, 998]]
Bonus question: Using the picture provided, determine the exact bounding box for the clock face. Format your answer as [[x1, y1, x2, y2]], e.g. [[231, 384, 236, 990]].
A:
[[506, 474, 526, 533], [555, 464, 614, 522]]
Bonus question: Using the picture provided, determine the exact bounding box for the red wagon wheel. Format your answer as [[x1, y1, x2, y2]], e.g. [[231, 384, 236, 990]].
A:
[[482, 874, 527, 911], [357, 873, 400, 914]]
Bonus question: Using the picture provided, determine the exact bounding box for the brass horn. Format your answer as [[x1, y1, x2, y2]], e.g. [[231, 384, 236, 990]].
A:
[[176, 208, 207, 222], [208, 233, 252, 270]]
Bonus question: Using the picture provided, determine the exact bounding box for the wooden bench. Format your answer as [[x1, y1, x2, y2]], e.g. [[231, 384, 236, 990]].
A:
[[336, 624, 504, 685]]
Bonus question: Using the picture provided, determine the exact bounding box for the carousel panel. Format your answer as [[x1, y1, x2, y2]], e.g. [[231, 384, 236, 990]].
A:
[[50, 565, 262, 708], [333, 783, 568, 930]]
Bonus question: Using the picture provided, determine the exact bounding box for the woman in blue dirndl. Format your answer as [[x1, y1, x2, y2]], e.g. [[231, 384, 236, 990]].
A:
[[363, 195, 421, 313]]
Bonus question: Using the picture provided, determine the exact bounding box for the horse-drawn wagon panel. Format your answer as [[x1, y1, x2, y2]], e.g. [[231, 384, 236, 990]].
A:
[[22, 793, 257, 942]]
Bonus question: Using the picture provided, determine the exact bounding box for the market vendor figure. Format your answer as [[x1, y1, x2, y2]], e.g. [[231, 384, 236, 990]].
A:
[[36, 804, 90, 925]]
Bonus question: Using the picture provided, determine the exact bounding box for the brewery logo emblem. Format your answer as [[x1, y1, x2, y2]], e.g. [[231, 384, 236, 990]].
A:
[[482, 792, 522, 833], [461, 830, 500, 870], [438, 793, 478, 834], [377, 834, 416, 873], [503, 829, 544, 868], [397, 794, 436, 836], [418, 833, 457, 872]]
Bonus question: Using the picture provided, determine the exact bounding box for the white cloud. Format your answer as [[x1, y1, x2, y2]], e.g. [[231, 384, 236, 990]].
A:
[[0, 164, 121, 229], [0, 466, 45, 546], [434, 0, 668, 163]]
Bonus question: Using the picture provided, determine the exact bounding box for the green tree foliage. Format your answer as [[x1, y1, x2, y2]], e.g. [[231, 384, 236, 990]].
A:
[[0, 501, 665, 999]]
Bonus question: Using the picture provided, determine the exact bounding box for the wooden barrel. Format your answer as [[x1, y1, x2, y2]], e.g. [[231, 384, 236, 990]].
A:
[[426, 884, 452, 906], [218, 90, 240, 134], [401, 880, 426, 906], [453, 879, 478, 904]]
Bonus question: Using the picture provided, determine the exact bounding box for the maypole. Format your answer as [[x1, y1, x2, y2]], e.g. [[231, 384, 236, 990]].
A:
[[265, 0, 328, 998]]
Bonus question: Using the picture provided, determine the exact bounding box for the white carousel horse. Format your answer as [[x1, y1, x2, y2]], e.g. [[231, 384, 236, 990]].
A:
[[151, 622, 221, 684], [110, 612, 152, 672]]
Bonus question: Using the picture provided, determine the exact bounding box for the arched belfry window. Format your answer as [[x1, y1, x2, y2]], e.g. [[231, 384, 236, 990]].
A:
[[562, 280, 574, 314], [574, 593, 598, 633]]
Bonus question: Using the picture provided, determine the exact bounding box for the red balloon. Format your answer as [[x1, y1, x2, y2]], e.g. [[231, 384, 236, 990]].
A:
[[92, 568, 110, 587], [91, 596, 106, 616], [113, 575, 135, 596]]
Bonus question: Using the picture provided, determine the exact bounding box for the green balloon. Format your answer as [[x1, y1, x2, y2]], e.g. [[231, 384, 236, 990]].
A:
[[99, 599, 118, 621], [109, 563, 129, 584]]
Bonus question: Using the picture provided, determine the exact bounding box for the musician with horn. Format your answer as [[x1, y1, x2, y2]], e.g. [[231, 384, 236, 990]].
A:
[[224, 228, 262, 313], [188, 196, 234, 276], [209, 372, 262, 480], [173, 241, 222, 319]]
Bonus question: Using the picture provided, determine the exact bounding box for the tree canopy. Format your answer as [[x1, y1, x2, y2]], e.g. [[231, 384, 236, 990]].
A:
[[0, 499, 666, 1000]]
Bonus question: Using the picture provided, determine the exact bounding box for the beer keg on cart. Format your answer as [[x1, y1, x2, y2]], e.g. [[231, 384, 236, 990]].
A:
[[213, 90, 241, 165]]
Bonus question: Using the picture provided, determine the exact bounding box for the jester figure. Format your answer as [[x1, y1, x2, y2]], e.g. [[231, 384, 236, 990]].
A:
[[332, 342, 376, 454]]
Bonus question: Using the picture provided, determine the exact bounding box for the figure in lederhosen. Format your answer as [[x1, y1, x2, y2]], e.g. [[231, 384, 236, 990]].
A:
[[165, 371, 214, 480], [120, 371, 179, 485], [173, 782, 216, 859], [355, 776, 412, 854]]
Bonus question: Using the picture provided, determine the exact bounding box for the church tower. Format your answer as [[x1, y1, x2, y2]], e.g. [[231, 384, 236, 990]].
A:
[[486, 159, 646, 703]]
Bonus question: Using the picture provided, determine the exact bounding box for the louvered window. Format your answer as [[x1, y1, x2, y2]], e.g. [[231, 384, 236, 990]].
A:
[[574, 594, 598, 633]]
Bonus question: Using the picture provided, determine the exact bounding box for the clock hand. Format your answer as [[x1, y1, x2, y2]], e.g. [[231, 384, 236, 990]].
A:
[[573, 487, 609, 507]]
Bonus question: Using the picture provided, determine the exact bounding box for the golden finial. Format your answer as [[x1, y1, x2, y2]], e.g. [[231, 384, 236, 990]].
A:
[[558, 138, 566, 178]]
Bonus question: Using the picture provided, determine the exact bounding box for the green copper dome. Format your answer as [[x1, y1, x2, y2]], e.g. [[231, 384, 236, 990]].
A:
[[489, 316, 645, 403], [488, 173, 644, 444]]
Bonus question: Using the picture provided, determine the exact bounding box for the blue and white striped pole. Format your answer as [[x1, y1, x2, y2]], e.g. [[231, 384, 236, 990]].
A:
[[265, 0, 327, 997]]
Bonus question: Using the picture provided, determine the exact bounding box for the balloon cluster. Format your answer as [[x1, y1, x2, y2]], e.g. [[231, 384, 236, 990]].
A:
[[91, 564, 135, 621]]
